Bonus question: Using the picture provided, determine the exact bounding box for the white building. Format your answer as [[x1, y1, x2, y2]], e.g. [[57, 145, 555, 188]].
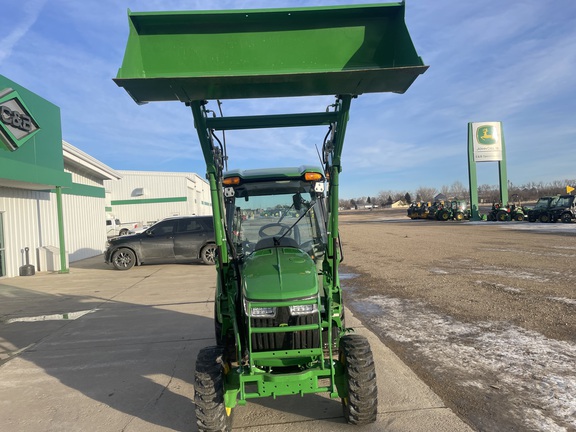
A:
[[104, 171, 211, 227]]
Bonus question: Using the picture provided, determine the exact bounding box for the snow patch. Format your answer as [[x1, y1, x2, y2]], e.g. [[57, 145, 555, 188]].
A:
[[362, 295, 576, 431]]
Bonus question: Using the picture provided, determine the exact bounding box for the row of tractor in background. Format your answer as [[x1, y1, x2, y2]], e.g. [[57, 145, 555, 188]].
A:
[[407, 193, 576, 223], [407, 200, 470, 221]]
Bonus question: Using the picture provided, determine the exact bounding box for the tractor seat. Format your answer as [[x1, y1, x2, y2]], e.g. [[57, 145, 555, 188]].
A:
[[254, 237, 299, 251]]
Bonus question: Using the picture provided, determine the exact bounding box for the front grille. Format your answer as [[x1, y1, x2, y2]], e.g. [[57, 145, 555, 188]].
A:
[[250, 306, 319, 352]]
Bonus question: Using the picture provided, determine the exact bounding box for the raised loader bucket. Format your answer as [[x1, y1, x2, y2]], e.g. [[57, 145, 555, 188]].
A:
[[114, 3, 428, 102]]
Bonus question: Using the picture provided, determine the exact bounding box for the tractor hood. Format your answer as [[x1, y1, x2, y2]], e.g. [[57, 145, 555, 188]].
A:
[[242, 247, 318, 301]]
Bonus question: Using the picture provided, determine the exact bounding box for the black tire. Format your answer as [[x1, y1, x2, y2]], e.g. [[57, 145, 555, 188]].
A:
[[539, 214, 550, 223], [561, 213, 572, 223], [111, 248, 136, 270], [515, 213, 525, 222], [194, 346, 232, 432], [487, 213, 496, 222], [528, 214, 536, 223], [455, 212, 464, 221], [438, 210, 450, 221], [201, 244, 217, 265], [497, 211, 510, 222], [339, 334, 378, 425]]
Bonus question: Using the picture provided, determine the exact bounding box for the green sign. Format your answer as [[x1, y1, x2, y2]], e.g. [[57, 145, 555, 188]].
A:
[[0, 88, 40, 151], [476, 125, 497, 145], [472, 122, 502, 162]]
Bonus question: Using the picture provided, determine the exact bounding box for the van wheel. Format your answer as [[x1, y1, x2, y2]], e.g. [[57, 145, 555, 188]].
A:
[[339, 334, 378, 425], [111, 248, 136, 270], [201, 244, 217, 265], [539, 214, 550, 223], [561, 213, 572, 223]]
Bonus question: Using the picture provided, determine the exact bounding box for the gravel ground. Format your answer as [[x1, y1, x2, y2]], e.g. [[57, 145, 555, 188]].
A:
[[338, 209, 576, 432]]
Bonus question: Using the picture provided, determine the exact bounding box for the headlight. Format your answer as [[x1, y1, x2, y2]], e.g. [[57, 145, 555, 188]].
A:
[[289, 304, 318, 316], [243, 298, 276, 318]]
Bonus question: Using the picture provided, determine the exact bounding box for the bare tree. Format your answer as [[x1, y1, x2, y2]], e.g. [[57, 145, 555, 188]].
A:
[[416, 186, 437, 202]]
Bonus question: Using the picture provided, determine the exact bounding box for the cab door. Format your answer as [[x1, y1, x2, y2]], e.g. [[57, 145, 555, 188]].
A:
[[140, 219, 177, 262]]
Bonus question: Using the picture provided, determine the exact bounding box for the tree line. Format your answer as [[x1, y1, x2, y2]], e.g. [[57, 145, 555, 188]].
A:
[[340, 179, 576, 209]]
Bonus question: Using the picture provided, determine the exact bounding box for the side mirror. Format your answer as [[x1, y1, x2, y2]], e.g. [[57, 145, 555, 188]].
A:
[[293, 193, 303, 211], [146, 229, 154, 236]]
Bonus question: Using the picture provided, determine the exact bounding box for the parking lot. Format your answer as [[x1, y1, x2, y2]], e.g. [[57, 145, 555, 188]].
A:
[[339, 210, 576, 432], [0, 257, 471, 431]]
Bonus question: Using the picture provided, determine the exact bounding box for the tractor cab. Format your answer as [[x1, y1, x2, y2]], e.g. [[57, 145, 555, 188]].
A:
[[224, 167, 327, 263]]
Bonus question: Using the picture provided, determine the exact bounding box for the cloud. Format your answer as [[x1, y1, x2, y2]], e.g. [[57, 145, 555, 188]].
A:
[[0, 0, 48, 64]]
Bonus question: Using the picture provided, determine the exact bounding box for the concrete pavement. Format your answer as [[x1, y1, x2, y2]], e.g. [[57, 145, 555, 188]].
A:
[[0, 256, 473, 431]]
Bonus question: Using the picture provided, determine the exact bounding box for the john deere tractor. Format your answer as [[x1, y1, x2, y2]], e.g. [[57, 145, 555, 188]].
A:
[[114, 4, 427, 430]]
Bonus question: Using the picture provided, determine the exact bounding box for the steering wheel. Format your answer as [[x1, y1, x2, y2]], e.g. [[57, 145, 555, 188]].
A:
[[258, 223, 293, 238]]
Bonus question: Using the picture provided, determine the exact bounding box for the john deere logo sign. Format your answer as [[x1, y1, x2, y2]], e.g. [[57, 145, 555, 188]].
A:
[[0, 88, 40, 151], [472, 122, 502, 162]]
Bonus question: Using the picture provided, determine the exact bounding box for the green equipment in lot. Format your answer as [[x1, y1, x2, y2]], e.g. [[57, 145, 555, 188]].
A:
[[487, 201, 525, 222], [527, 195, 575, 223], [436, 200, 470, 221], [114, 4, 427, 430]]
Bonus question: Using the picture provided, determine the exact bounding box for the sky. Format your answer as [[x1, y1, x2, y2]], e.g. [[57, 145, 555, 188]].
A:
[[1, 1, 575, 199]]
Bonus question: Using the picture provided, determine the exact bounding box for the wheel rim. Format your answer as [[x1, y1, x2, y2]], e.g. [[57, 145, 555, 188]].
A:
[[203, 246, 216, 264], [114, 251, 133, 268]]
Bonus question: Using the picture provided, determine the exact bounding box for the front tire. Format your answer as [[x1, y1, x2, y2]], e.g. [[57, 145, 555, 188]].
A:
[[111, 248, 136, 270], [539, 214, 550, 223], [201, 244, 217, 265], [561, 213, 572, 223], [339, 334, 378, 425], [194, 346, 232, 432]]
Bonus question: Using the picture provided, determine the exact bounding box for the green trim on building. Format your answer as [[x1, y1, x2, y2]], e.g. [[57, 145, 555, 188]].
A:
[[105, 206, 112, 212], [111, 196, 187, 205], [50, 182, 105, 198], [0, 157, 72, 188]]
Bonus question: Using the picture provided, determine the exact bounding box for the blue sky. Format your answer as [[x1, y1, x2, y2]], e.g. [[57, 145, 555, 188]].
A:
[[2, 1, 575, 199]]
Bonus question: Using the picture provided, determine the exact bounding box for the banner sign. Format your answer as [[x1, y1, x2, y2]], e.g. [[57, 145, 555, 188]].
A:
[[471, 122, 502, 162]]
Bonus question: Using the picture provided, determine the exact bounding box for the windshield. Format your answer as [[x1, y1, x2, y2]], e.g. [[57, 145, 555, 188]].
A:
[[534, 198, 552, 209], [225, 180, 327, 263]]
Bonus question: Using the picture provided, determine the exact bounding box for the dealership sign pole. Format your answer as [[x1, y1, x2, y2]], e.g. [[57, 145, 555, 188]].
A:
[[467, 122, 508, 220]]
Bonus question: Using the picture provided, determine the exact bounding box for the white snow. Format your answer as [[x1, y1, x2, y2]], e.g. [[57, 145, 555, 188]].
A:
[[362, 295, 576, 431]]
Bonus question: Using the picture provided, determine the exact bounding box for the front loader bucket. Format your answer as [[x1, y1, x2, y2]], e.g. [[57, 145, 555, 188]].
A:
[[114, 3, 428, 102]]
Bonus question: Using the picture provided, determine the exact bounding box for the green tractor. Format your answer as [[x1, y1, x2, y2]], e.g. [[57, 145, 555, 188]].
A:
[[435, 200, 470, 221], [114, 4, 427, 430]]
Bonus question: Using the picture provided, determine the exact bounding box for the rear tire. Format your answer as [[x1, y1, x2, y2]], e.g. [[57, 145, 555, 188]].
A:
[[339, 334, 378, 425], [194, 346, 232, 432], [111, 248, 136, 270], [561, 213, 572, 223], [439, 210, 450, 221], [539, 214, 550, 223], [515, 213, 524, 221], [201, 244, 217, 265], [455, 212, 464, 221]]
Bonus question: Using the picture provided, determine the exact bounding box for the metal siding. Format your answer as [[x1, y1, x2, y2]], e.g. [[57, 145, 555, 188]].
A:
[[62, 194, 107, 261], [0, 188, 58, 278], [104, 171, 212, 224], [0, 187, 107, 278]]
